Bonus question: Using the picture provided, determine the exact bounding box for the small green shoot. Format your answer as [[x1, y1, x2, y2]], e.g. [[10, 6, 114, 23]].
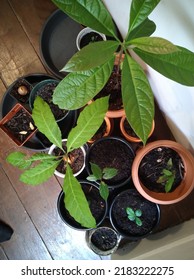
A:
[[157, 158, 175, 192], [87, 162, 117, 201], [126, 207, 142, 226]]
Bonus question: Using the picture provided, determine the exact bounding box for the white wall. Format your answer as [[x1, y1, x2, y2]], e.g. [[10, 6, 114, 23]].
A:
[[103, 0, 194, 153]]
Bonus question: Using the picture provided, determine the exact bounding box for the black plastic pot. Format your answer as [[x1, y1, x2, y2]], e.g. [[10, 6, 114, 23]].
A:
[[86, 136, 135, 189], [86, 226, 121, 256], [57, 180, 107, 230], [109, 188, 160, 239]]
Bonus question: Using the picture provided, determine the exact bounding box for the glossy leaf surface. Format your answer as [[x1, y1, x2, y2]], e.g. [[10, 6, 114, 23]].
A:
[[63, 164, 96, 228], [67, 96, 109, 152], [122, 54, 154, 145], [51, 0, 117, 38], [32, 97, 63, 150], [53, 59, 114, 110]]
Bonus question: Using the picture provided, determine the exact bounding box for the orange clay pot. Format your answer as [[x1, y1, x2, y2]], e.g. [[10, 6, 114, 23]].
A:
[[132, 140, 194, 205], [88, 116, 113, 144], [120, 116, 155, 143]]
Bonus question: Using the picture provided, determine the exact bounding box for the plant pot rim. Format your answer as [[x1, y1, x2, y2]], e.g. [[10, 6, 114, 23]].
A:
[[57, 180, 108, 230], [132, 140, 194, 204], [86, 136, 135, 188], [86, 226, 121, 256], [120, 116, 155, 142], [29, 78, 70, 122], [76, 27, 106, 51], [48, 139, 86, 178], [109, 188, 160, 239], [0, 103, 37, 146]]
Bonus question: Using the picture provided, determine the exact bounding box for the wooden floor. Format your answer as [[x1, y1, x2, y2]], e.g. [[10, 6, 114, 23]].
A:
[[0, 0, 107, 260], [1, 0, 194, 261]]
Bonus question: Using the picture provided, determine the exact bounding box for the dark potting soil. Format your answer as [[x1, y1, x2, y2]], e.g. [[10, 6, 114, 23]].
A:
[[88, 139, 134, 186], [36, 82, 67, 120], [53, 143, 84, 175], [10, 79, 33, 103], [90, 120, 107, 142], [80, 32, 103, 49], [91, 228, 118, 251], [112, 189, 159, 237], [94, 66, 123, 111], [4, 108, 36, 144], [139, 147, 185, 193], [123, 118, 138, 138], [61, 183, 106, 228]]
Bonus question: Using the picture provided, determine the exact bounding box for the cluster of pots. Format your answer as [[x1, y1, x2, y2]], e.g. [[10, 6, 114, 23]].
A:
[[1, 76, 194, 257]]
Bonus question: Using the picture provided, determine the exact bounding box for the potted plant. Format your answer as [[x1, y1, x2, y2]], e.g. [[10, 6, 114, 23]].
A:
[[0, 103, 37, 146], [109, 188, 160, 239], [86, 136, 135, 189], [6, 95, 110, 229], [76, 27, 106, 50], [51, 0, 194, 145], [57, 180, 107, 230], [86, 226, 121, 256], [120, 115, 155, 143], [131, 140, 194, 204]]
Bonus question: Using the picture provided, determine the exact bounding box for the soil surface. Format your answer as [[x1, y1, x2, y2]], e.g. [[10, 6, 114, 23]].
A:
[[53, 143, 84, 175], [36, 81, 67, 121], [59, 183, 106, 229], [139, 147, 184, 193], [94, 66, 123, 111], [4, 108, 36, 144], [88, 138, 134, 186], [80, 32, 103, 49], [111, 189, 159, 237], [10, 79, 32, 103], [91, 228, 118, 251]]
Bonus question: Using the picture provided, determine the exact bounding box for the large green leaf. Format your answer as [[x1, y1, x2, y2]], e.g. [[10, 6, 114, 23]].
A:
[[63, 164, 96, 228], [53, 58, 114, 110], [51, 0, 117, 38], [129, 0, 160, 33], [127, 37, 179, 54], [6, 152, 32, 169], [32, 96, 63, 150], [67, 96, 109, 152], [20, 160, 61, 185], [122, 54, 154, 145], [125, 18, 156, 41], [134, 46, 194, 86], [62, 41, 119, 72]]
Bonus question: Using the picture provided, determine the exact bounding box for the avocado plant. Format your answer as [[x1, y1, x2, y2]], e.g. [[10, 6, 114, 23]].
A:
[[6, 95, 109, 228], [51, 0, 194, 145]]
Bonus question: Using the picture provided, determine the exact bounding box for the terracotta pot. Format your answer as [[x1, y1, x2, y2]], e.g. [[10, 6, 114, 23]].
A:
[[85, 226, 121, 256], [48, 139, 86, 178], [76, 27, 106, 51], [87, 116, 113, 144], [109, 188, 160, 239], [0, 103, 37, 146], [57, 180, 107, 230], [132, 140, 194, 204], [120, 116, 155, 143]]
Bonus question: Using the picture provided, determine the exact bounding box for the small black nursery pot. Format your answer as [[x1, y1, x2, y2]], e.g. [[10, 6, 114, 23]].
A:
[[109, 188, 160, 239]]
